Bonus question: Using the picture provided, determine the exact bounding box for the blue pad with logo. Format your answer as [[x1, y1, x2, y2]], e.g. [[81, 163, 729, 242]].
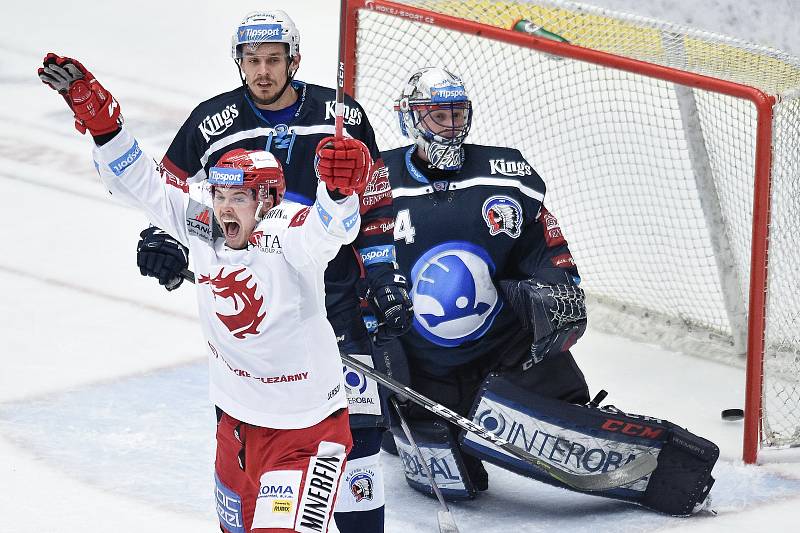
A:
[[461, 372, 717, 516], [392, 419, 478, 501], [215, 474, 245, 533]]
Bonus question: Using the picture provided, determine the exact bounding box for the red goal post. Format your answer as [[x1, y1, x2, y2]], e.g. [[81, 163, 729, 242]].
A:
[[341, 0, 800, 464]]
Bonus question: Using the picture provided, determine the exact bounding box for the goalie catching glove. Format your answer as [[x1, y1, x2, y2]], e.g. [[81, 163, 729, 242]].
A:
[[500, 277, 587, 369], [38, 53, 122, 137], [315, 136, 372, 196]]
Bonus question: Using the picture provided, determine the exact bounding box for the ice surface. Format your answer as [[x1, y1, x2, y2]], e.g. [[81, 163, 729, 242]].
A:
[[3, 0, 800, 531]]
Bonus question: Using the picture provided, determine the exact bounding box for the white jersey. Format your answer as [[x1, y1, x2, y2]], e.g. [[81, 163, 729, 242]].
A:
[[93, 127, 358, 429]]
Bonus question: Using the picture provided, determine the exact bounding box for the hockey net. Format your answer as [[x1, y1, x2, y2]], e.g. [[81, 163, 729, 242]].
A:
[[343, 0, 800, 462]]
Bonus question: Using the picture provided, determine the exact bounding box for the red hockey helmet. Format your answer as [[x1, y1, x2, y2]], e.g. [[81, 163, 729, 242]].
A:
[[209, 149, 286, 210]]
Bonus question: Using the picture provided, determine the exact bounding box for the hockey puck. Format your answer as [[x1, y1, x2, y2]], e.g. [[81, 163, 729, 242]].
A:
[[721, 408, 744, 421]]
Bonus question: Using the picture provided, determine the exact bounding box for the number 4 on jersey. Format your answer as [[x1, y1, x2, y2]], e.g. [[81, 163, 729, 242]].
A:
[[394, 208, 416, 244]]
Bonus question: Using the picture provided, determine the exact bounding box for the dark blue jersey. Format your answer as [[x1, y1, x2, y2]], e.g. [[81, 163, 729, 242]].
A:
[[158, 82, 395, 321], [384, 144, 580, 373]]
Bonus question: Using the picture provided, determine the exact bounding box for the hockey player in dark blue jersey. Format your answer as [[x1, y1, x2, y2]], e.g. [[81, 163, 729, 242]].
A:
[[132, 10, 412, 533], [381, 68, 717, 516]]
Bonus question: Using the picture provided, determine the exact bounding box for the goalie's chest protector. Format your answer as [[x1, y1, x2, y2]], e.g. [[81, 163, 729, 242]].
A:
[[383, 144, 547, 365]]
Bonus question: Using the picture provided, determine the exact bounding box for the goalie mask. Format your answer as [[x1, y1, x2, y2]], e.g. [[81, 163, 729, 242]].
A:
[[395, 67, 473, 170], [232, 10, 300, 104], [209, 148, 286, 222]]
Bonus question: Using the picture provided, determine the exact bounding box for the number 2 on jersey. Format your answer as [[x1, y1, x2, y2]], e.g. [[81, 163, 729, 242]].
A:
[[394, 208, 416, 244]]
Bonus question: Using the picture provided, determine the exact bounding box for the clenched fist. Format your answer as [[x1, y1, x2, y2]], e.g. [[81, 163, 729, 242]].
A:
[[315, 136, 372, 196]]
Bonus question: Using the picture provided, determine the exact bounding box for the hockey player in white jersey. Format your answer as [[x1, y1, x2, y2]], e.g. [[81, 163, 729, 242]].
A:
[[39, 52, 372, 533], [132, 12, 405, 532]]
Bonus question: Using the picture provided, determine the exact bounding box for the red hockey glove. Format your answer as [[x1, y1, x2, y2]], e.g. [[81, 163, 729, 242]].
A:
[[38, 53, 122, 136], [315, 136, 372, 196]]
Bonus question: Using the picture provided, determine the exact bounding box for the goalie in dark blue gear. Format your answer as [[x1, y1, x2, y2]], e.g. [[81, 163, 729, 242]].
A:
[[381, 67, 717, 516]]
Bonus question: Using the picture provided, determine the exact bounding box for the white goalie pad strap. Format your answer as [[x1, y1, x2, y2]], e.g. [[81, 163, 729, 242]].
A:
[[334, 453, 385, 513]]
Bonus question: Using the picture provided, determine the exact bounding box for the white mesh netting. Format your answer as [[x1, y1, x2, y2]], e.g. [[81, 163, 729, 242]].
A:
[[350, 0, 800, 448]]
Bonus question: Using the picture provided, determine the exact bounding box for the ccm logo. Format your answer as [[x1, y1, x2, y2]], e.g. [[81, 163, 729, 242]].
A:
[[601, 418, 664, 439]]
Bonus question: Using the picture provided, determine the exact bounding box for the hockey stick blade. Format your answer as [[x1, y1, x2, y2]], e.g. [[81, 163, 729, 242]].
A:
[[342, 354, 657, 491], [437, 509, 459, 533]]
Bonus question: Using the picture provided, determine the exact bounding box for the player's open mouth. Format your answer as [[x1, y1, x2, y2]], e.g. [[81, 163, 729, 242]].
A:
[[222, 218, 240, 239]]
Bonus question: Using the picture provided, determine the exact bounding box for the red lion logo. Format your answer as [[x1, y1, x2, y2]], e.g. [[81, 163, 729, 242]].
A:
[[199, 267, 266, 339]]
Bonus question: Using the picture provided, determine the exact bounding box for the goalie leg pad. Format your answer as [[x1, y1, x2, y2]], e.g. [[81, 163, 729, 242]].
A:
[[639, 425, 717, 515], [392, 419, 478, 500], [461, 372, 718, 515]]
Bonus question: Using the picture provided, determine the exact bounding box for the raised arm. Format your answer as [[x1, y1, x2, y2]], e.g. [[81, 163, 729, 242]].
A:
[[38, 53, 191, 247]]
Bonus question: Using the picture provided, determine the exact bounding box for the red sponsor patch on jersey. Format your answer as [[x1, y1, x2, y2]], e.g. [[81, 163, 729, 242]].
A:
[[360, 159, 392, 212], [160, 157, 189, 192], [551, 253, 576, 268], [361, 217, 395, 237], [289, 207, 311, 227], [248, 231, 264, 247], [540, 206, 566, 248]]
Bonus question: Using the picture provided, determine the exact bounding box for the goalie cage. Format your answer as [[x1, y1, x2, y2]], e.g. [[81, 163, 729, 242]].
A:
[[339, 0, 800, 464]]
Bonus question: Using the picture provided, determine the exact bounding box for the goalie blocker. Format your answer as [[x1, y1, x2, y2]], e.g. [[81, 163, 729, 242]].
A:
[[458, 372, 718, 515]]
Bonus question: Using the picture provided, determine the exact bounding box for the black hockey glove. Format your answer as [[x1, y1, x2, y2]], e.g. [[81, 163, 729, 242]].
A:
[[136, 226, 189, 292], [500, 277, 587, 370], [365, 263, 414, 346]]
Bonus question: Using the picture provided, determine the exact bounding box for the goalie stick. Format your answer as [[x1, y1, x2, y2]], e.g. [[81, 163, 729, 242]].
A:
[[341, 354, 658, 492], [176, 269, 657, 491]]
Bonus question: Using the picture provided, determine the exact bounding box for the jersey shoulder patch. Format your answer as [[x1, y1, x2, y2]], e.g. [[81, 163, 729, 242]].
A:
[[289, 206, 311, 227]]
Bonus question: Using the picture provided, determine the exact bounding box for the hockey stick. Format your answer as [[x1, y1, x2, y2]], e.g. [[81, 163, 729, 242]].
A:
[[341, 354, 658, 492], [180, 268, 195, 283], [391, 397, 460, 533], [335, 0, 348, 138], [177, 268, 656, 490]]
